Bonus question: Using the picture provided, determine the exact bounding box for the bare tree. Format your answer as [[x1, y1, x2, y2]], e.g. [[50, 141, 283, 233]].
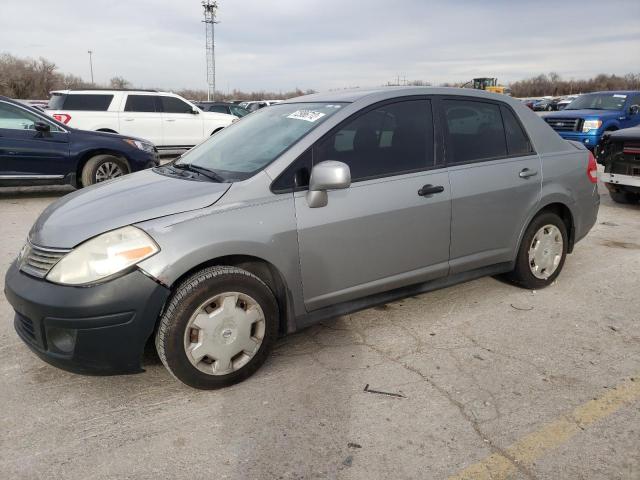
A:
[[109, 76, 131, 89]]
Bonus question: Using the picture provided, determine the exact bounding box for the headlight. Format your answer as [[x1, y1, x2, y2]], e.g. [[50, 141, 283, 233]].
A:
[[47, 226, 159, 285], [123, 139, 156, 153], [582, 120, 602, 132]]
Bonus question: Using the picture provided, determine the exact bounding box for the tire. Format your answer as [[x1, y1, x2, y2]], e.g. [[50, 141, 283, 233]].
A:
[[81, 154, 129, 186], [609, 190, 639, 204], [155, 266, 279, 389], [506, 212, 568, 290], [210, 127, 224, 136]]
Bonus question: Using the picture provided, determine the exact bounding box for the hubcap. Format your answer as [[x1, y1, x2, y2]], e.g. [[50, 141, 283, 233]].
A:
[[183, 292, 266, 376], [528, 224, 563, 280], [95, 161, 124, 182]]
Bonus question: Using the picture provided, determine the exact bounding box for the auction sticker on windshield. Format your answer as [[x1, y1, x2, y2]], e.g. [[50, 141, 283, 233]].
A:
[[287, 110, 326, 122]]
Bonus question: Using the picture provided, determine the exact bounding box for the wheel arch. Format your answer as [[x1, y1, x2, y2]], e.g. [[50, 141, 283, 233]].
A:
[[517, 201, 576, 257], [165, 254, 293, 336], [96, 128, 118, 134]]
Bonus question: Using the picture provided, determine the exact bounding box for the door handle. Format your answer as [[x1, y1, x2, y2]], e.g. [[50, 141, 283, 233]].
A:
[[165, 119, 176, 122], [123, 118, 134, 122], [418, 184, 445, 196], [519, 168, 538, 179]]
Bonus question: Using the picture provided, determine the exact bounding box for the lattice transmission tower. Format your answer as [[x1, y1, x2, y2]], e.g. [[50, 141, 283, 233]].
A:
[[202, 1, 219, 100]]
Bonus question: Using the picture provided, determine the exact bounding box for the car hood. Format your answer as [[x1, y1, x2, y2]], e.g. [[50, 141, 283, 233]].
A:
[[545, 109, 621, 119], [29, 169, 231, 248]]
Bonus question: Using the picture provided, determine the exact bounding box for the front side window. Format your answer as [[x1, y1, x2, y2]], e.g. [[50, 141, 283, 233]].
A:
[[0, 102, 60, 131], [443, 99, 507, 163], [175, 102, 344, 181], [161, 96, 193, 114], [315, 99, 434, 181], [125, 95, 158, 112]]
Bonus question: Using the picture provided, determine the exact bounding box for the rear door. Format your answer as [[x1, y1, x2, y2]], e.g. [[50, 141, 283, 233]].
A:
[[120, 94, 163, 145], [159, 96, 203, 148], [294, 98, 451, 310], [0, 100, 70, 179], [440, 97, 541, 273]]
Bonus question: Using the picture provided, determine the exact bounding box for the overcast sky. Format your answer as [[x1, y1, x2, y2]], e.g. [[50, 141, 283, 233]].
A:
[[2, 0, 639, 92]]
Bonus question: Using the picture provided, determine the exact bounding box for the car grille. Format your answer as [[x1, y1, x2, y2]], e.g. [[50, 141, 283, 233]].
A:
[[19, 243, 70, 279], [544, 117, 583, 132]]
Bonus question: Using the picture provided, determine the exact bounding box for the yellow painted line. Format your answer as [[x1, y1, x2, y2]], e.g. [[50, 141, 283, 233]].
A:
[[449, 376, 640, 480]]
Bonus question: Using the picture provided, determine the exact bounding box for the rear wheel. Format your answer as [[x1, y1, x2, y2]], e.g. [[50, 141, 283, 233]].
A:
[[155, 266, 279, 389], [506, 212, 568, 289], [81, 154, 129, 186]]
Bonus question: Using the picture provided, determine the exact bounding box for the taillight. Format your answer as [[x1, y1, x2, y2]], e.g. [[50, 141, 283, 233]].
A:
[[587, 151, 597, 184], [53, 113, 71, 124]]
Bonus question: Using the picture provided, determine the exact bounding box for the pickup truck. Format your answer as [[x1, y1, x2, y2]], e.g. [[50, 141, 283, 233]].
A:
[[597, 126, 640, 204], [542, 91, 640, 150], [46, 89, 236, 156]]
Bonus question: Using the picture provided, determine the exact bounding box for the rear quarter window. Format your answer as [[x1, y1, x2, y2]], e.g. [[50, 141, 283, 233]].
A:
[[50, 94, 114, 111]]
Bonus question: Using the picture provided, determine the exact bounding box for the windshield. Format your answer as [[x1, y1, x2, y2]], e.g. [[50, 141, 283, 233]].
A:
[[565, 93, 627, 111], [175, 102, 344, 181]]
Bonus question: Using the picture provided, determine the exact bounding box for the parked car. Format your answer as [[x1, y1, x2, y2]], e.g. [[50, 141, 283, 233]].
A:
[[596, 126, 640, 204], [46, 89, 236, 156], [543, 91, 640, 150], [522, 98, 539, 110], [0, 96, 158, 187], [5, 87, 599, 389], [532, 97, 558, 111], [556, 95, 579, 111], [196, 101, 249, 117], [239, 100, 283, 112]]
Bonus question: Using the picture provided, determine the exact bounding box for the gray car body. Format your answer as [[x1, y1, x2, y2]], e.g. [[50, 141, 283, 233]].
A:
[[29, 87, 599, 334]]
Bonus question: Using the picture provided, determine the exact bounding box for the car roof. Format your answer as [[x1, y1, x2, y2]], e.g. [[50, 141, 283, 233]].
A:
[[50, 89, 169, 94], [283, 86, 524, 106]]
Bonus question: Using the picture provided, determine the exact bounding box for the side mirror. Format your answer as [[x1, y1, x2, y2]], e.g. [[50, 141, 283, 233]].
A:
[[34, 121, 51, 133], [306, 161, 351, 208], [629, 105, 639, 115], [191, 108, 200, 115]]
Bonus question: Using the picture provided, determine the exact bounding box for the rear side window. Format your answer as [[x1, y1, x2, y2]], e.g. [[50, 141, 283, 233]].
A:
[[315, 99, 434, 181], [443, 99, 507, 164], [50, 94, 113, 111], [160, 96, 193, 114], [125, 95, 158, 112], [500, 106, 533, 156]]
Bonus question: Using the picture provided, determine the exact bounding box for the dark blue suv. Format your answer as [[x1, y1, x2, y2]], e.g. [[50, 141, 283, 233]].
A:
[[543, 91, 640, 150], [0, 96, 159, 187]]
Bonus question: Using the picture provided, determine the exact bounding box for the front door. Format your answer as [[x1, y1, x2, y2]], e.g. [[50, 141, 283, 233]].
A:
[[0, 101, 69, 179], [294, 98, 451, 311], [440, 98, 542, 273], [159, 96, 203, 148]]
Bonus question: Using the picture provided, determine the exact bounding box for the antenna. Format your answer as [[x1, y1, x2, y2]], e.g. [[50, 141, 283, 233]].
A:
[[202, 1, 220, 101]]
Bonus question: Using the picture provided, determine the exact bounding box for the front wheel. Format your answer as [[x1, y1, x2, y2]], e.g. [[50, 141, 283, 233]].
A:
[[81, 154, 129, 186], [506, 212, 568, 289], [609, 190, 639, 204], [155, 266, 279, 389]]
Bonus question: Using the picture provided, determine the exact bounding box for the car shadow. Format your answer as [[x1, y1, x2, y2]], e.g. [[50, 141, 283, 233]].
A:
[[0, 185, 75, 199]]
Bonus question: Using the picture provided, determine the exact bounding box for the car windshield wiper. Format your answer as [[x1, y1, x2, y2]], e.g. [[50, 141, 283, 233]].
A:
[[173, 162, 225, 182]]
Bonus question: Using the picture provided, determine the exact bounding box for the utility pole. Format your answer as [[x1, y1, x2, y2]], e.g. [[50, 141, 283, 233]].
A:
[[202, 1, 219, 101], [87, 50, 94, 84]]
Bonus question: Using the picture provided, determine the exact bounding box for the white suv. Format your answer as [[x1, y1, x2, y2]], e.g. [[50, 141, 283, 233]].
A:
[[46, 90, 236, 155]]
